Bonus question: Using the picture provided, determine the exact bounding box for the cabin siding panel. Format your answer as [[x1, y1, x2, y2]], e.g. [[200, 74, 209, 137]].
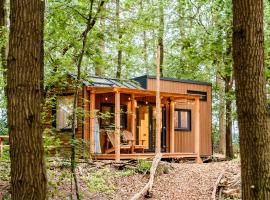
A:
[[147, 79, 212, 156]]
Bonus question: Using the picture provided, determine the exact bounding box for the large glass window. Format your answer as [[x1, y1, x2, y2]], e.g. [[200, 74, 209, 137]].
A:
[[174, 109, 191, 131], [100, 104, 127, 129], [56, 95, 76, 130]]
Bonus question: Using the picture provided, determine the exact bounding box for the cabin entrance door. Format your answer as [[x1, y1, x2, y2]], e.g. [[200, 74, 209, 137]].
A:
[[136, 105, 150, 150], [136, 103, 167, 152]]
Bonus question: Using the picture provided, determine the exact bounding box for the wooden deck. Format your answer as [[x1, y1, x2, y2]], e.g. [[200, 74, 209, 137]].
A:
[[95, 152, 197, 160]]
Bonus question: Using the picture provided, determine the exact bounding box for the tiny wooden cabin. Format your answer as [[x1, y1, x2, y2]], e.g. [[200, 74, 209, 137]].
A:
[[47, 75, 212, 162]]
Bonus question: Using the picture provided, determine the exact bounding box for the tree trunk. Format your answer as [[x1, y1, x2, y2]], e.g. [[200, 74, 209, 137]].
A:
[[115, 0, 122, 79], [158, 0, 164, 77], [0, 0, 7, 90], [7, 0, 47, 199], [71, 1, 105, 198], [95, 5, 106, 76], [155, 45, 161, 153], [140, 1, 148, 75], [225, 76, 233, 159], [143, 31, 148, 75], [233, 0, 270, 199], [216, 64, 225, 154]]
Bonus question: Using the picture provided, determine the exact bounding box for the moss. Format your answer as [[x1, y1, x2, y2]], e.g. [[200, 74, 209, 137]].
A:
[[136, 159, 151, 174], [83, 168, 116, 196]]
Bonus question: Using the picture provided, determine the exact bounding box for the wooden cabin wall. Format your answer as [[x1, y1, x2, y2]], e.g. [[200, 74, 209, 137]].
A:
[[147, 79, 212, 156], [43, 89, 84, 144]]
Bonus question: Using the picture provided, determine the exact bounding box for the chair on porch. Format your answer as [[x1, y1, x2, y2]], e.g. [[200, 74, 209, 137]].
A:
[[122, 130, 145, 153], [105, 131, 132, 154]]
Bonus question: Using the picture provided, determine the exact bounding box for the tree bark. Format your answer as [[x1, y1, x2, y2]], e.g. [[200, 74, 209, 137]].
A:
[[158, 0, 164, 77], [216, 64, 225, 154], [95, 4, 106, 76], [233, 0, 270, 199], [7, 0, 47, 199], [143, 30, 148, 75], [115, 0, 122, 79], [0, 0, 7, 90], [155, 45, 161, 153], [225, 76, 233, 159]]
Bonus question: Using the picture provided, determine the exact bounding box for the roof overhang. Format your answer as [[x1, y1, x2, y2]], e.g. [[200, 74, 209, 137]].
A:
[[86, 86, 201, 100]]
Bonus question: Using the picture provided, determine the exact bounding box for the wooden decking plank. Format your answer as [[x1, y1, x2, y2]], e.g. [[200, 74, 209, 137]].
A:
[[95, 153, 197, 160]]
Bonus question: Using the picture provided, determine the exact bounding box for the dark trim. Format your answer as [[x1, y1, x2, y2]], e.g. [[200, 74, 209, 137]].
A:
[[133, 75, 212, 86], [136, 107, 139, 145], [161, 106, 167, 152], [52, 95, 57, 128], [148, 105, 154, 152], [187, 90, 207, 101], [174, 109, 192, 132], [133, 76, 148, 89], [59, 128, 73, 132]]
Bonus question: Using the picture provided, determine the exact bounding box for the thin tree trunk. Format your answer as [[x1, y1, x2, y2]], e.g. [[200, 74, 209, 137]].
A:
[[225, 76, 233, 159], [233, 0, 270, 199], [95, 5, 106, 76], [158, 0, 164, 77], [116, 0, 122, 79], [0, 0, 7, 91], [70, 1, 105, 199], [216, 64, 225, 154], [155, 45, 161, 153], [140, 1, 148, 75], [143, 31, 148, 75], [7, 0, 47, 199]]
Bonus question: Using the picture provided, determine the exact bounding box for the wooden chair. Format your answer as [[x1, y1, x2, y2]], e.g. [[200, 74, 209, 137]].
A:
[[105, 131, 131, 154], [122, 130, 145, 153]]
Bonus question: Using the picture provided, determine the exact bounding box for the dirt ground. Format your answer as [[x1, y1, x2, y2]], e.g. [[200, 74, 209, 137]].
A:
[[0, 159, 240, 200]]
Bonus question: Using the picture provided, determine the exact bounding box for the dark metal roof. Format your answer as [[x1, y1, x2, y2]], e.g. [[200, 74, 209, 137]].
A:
[[133, 75, 212, 86], [83, 76, 143, 89]]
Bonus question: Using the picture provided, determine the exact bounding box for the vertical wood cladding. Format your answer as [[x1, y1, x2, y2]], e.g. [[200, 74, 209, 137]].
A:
[[147, 78, 212, 156]]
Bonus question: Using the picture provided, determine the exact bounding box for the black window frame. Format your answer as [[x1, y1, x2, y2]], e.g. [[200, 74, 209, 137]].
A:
[[174, 109, 191, 131], [187, 90, 207, 101], [99, 103, 127, 129]]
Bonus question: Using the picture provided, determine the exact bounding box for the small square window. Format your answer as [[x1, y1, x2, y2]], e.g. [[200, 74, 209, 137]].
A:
[[174, 109, 191, 131]]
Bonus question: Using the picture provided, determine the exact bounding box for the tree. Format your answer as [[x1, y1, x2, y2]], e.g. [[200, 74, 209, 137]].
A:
[[158, 0, 164, 77], [115, 0, 122, 78], [70, 1, 105, 198], [0, 0, 7, 88], [233, 0, 270, 199], [7, 0, 47, 199]]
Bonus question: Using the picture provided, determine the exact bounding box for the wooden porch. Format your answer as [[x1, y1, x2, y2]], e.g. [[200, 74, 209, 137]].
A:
[[95, 152, 197, 160], [85, 86, 203, 163]]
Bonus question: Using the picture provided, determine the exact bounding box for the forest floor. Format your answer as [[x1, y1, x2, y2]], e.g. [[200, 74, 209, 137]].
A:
[[0, 156, 241, 200]]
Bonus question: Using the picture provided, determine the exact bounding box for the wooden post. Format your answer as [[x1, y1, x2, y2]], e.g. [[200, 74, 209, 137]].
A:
[[194, 97, 202, 164], [90, 90, 95, 155], [115, 91, 121, 162], [131, 94, 136, 140], [84, 88, 90, 141], [170, 99, 175, 153]]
